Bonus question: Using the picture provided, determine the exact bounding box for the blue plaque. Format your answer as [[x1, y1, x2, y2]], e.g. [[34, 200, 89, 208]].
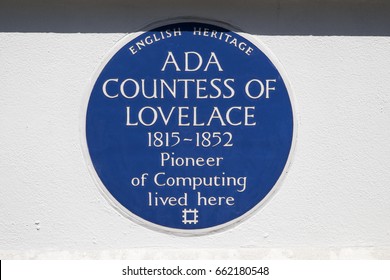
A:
[[83, 19, 296, 235]]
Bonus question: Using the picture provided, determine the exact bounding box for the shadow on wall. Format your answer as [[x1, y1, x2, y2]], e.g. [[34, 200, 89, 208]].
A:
[[0, 0, 390, 35]]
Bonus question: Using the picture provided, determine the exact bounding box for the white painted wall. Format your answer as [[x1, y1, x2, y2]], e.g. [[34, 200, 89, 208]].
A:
[[1, 0, 390, 259]]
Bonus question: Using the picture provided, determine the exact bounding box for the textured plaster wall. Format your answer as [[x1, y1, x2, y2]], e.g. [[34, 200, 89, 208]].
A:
[[1, 0, 390, 259]]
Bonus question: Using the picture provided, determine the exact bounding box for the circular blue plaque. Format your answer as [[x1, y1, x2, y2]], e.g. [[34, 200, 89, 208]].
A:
[[83, 19, 295, 235]]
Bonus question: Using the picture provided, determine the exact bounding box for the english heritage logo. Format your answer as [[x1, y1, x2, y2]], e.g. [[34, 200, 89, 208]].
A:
[[83, 19, 296, 235]]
